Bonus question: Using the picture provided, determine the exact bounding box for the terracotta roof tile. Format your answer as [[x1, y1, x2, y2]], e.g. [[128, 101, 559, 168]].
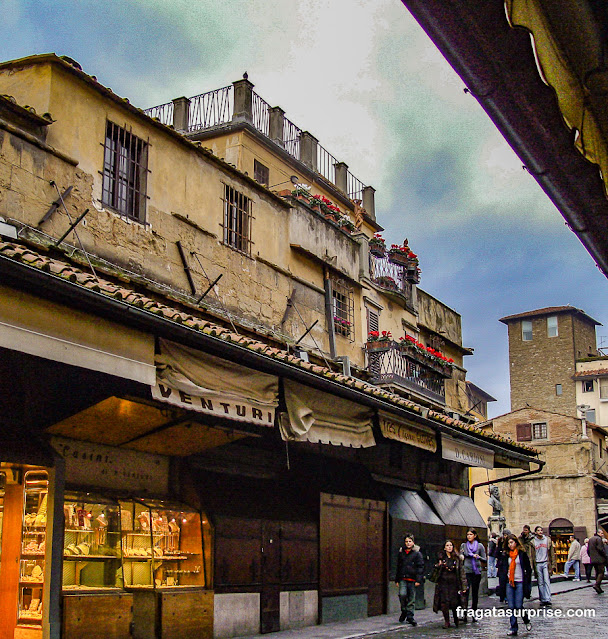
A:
[[0, 239, 539, 455], [499, 306, 601, 326]]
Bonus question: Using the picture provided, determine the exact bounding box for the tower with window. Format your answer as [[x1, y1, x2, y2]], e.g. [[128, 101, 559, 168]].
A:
[[500, 306, 601, 418]]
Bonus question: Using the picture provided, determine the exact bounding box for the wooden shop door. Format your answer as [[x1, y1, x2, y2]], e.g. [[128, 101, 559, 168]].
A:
[[367, 502, 387, 616], [260, 521, 281, 633]]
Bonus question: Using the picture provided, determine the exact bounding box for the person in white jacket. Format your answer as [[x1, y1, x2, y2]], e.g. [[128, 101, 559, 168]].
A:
[[580, 538, 592, 583], [563, 535, 581, 581]]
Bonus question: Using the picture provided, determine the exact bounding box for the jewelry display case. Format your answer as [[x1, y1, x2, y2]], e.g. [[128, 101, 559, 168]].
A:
[[62, 492, 122, 591], [119, 499, 205, 589], [17, 470, 48, 627]]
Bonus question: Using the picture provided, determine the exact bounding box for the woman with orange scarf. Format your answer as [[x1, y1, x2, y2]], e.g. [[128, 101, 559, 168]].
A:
[[505, 534, 532, 636]]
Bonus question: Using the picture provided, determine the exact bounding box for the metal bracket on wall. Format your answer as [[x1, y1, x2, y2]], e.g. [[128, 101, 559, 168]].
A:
[[176, 240, 196, 295], [197, 274, 222, 304], [39, 183, 73, 226], [54, 209, 89, 247]]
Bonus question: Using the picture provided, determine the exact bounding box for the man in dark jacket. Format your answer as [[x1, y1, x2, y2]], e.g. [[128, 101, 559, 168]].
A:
[[588, 531, 608, 593], [395, 533, 425, 626]]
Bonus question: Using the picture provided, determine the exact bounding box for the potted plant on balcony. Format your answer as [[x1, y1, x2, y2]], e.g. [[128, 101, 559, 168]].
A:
[[388, 240, 418, 268], [340, 217, 357, 233], [366, 330, 392, 350], [375, 275, 398, 291], [399, 335, 454, 375], [369, 234, 386, 257], [291, 186, 311, 204]]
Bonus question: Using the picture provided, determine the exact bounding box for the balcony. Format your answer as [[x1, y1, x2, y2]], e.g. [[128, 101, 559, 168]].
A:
[[369, 253, 416, 309], [365, 341, 451, 405]]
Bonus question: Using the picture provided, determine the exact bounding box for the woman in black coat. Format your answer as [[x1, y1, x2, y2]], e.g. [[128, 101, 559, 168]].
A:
[[432, 540, 468, 628], [505, 534, 532, 636], [496, 529, 511, 602]]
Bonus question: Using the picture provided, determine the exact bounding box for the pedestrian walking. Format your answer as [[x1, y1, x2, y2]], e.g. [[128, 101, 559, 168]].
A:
[[588, 530, 608, 594], [518, 525, 536, 573], [563, 534, 581, 580], [532, 525, 555, 606], [460, 528, 486, 622], [488, 532, 499, 578], [505, 534, 532, 636], [432, 540, 468, 629], [496, 528, 512, 603], [580, 538, 592, 582], [395, 533, 424, 626]]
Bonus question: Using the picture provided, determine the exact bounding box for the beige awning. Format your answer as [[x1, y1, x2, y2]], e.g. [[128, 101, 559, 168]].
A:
[[0, 285, 155, 384], [151, 339, 279, 427], [279, 379, 375, 448]]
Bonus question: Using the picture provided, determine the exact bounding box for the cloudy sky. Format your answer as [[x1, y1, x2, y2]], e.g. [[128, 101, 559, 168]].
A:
[[4, 0, 607, 416]]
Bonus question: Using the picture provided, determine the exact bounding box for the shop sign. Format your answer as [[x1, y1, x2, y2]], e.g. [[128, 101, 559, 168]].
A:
[[494, 452, 530, 470], [151, 383, 275, 426], [51, 436, 169, 494], [441, 435, 494, 469], [378, 412, 437, 452]]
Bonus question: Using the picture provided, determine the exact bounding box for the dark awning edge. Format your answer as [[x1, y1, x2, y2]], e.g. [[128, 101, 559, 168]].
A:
[[0, 247, 537, 465]]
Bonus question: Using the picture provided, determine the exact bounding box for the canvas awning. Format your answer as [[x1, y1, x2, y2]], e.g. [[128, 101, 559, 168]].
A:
[[426, 489, 486, 528], [383, 486, 443, 526], [0, 284, 155, 385], [279, 379, 375, 448], [151, 338, 279, 427]]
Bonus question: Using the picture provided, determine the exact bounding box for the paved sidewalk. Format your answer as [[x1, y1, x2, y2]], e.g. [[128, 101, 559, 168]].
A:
[[238, 578, 592, 639]]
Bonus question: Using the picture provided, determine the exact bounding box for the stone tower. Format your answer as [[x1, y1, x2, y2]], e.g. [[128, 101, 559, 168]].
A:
[[500, 306, 600, 416]]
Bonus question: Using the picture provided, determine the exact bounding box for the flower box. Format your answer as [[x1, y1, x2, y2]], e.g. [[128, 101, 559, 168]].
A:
[[365, 340, 391, 351], [387, 250, 411, 267]]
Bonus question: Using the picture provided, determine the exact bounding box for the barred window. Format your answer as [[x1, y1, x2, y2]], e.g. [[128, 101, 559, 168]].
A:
[[532, 422, 548, 440], [102, 121, 148, 222], [331, 277, 354, 339], [222, 184, 252, 254]]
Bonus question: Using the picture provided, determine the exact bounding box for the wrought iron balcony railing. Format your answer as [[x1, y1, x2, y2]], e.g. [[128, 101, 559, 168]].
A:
[[365, 341, 449, 405], [369, 253, 415, 307]]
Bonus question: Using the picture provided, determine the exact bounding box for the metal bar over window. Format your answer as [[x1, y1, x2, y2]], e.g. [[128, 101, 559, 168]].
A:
[[222, 184, 253, 255], [102, 121, 148, 222]]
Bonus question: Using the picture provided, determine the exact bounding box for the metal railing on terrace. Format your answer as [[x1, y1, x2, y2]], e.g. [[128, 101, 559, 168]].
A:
[[365, 341, 447, 406], [143, 80, 370, 206]]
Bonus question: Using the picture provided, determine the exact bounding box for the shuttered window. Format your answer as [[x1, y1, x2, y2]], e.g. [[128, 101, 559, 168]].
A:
[[367, 308, 379, 334], [516, 423, 532, 441]]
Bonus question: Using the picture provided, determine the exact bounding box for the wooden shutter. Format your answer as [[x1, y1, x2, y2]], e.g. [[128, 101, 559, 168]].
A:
[[367, 308, 379, 334], [516, 423, 532, 441]]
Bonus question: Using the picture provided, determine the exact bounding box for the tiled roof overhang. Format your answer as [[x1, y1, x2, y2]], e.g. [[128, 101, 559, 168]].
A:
[[0, 240, 538, 463], [400, 0, 608, 278], [499, 305, 601, 325]]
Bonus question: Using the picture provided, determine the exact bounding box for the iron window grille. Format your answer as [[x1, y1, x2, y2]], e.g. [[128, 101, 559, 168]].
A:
[[331, 278, 354, 340], [102, 121, 148, 222], [222, 184, 253, 254]]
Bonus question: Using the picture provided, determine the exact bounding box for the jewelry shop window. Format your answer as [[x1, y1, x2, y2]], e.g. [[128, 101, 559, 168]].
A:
[[222, 184, 253, 255], [102, 120, 149, 222], [18, 470, 49, 627], [63, 493, 121, 591], [331, 277, 354, 340], [119, 499, 206, 589]]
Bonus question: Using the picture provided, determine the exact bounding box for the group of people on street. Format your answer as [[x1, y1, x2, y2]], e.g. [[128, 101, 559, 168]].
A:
[[395, 528, 488, 629], [395, 524, 608, 634]]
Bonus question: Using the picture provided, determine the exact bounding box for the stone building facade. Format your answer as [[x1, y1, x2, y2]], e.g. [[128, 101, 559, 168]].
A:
[[0, 54, 537, 639], [500, 306, 600, 417]]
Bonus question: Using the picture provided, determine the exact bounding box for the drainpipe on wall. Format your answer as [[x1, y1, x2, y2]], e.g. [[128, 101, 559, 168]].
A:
[[470, 457, 545, 501], [324, 268, 337, 360]]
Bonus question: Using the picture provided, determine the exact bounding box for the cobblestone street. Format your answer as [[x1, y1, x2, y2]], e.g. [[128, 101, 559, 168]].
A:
[[355, 587, 608, 639], [241, 581, 607, 639]]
